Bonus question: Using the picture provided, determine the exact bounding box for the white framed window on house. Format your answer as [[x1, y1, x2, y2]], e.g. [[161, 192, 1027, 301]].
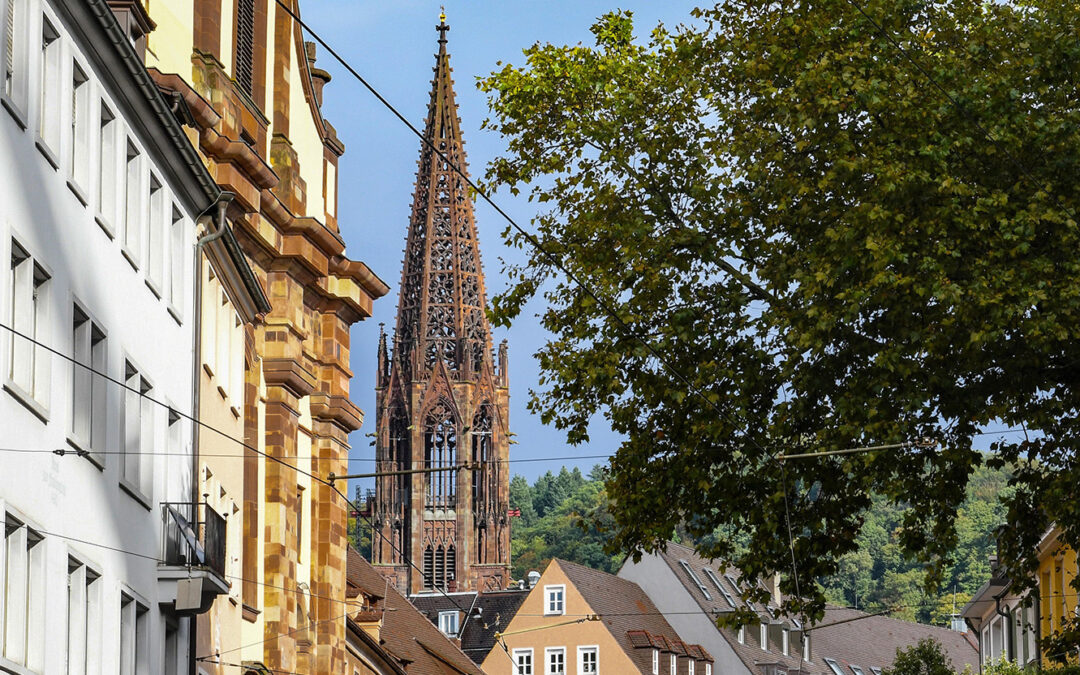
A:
[[3, 0, 31, 118], [737, 626, 745, 644], [66, 556, 102, 674], [851, 666, 866, 675], [545, 647, 566, 675], [512, 648, 533, 675], [96, 102, 118, 232], [2, 513, 46, 671], [688, 659, 695, 675], [577, 645, 597, 675], [782, 628, 789, 656], [8, 239, 51, 414], [37, 14, 61, 160], [122, 139, 143, 266], [71, 303, 107, 461], [69, 59, 90, 196], [802, 633, 810, 661], [679, 560, 711, 600], [759, 622, 769, 651], [669, 653, 676, 675], [706, 664, 712, 675], [215, 289, 230, 393], [167, 205, 184, 314], [437, 610, 459, 638], [121, 360, 153, 501], [544, 585, 565, 616], [824, 658, 846, 675], [118, 592, 148, 675], [145, 174, 165, 294], [652, 649, 659, 675]]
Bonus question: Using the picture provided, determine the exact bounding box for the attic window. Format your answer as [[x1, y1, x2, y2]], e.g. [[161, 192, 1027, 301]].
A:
[[438, 610, 459, 637], [851, 667, 866, 675], [824, 658, 845, 675], [870, 669, 882, 675], [703, 569, 736, 608], [544, 585, 565, 616], [679, 561, 711, 601]]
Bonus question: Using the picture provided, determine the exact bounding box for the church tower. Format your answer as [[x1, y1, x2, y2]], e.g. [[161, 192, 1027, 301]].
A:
[[372, 15, 511, 596]]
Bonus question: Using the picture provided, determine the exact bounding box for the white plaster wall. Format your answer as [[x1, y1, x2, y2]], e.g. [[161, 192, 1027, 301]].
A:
[[619, 553, 751, 675], [0, 0, 205, 672]]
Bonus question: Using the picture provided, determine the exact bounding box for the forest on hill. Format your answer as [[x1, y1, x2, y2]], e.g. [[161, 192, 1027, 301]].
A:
[[505, 463, 1013, 626]]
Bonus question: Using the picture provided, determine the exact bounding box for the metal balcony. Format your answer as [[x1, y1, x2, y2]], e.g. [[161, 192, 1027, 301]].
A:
[[157, 501, 230, 614]]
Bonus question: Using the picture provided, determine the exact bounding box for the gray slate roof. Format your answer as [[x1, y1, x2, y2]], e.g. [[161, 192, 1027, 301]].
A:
[[410, 589, 529, 664]]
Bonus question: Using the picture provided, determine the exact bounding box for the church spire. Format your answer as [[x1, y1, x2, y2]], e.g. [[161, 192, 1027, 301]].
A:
[[373, 17, 511, 597], [393, 13, 492, 383]]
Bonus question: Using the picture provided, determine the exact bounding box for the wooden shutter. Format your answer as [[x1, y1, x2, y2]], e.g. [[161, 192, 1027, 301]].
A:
[[235, 0, 254, 95]]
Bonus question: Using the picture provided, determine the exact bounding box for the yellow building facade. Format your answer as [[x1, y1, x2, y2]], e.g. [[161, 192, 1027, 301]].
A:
[[137, 0, 388, 673], [1038, 525, 1079, 663]]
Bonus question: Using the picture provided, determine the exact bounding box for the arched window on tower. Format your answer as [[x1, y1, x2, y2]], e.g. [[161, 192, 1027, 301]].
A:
[[435, 545, 446, 590], [423, 546, 434, 589], [471, 404, 492, 508], [424, 403, 456, 508]]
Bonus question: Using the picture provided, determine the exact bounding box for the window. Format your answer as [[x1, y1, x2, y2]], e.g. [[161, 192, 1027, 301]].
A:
[[851, 666, 866, 675], [513, 649, 533, 675], [3, 515, 46, 670], [759, 622, 769, 651], [706, 665, 712, 675], [8, 240, 50, 409], [782, 628, 789, 656], [146, 175, 165, 293], [824, 658, 845, 675], [802, 633, 810, 662], [577, 646, 597, 674], [870, 668, 883, 675], [703, 568, 736, 608], [119, 593, 148, 675], [167, 205, 184, 310], [97, 103, 118, 229], [438, 610, 459, 637], [66, 557, 101, 674], [295, 485, 304, 564], [4, 0, 26, 107], [688, 660, 695, 675], [163, 619, 179, 675], [737, 626, 745, 644], [122, 360, 152, 498], [234, 0, 254, 95], [69, 60, 89, 192], [545, 585, 565, 616], [122, 140, 143, 265], [546, 647, 566, 675], [669, 653, 676, 675], [679, 560, 711, 601], [652, 649, 658, 675], [71, 304, 106, 456], [37, 16, 60, 155]]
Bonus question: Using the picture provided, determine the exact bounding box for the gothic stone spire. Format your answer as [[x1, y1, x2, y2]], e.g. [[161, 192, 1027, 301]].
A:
[[373, 19, 511, 597], [393, 20, 492, 382]]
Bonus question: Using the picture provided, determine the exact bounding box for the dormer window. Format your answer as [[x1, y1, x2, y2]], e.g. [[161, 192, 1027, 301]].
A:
[[851, 667, 866, 675], [438, 610, 459, 637], [679, 560, 711, 601], [544, 585, 565, 616], [759, 622, 768, 651], [652, 649, 659, 674], [669, 653, 676, 675]]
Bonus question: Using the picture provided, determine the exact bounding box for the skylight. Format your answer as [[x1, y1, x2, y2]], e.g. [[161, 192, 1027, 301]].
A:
[[703, 569, 737, 608], [824, 658, 846, 675], [679, 560, 712, 601]]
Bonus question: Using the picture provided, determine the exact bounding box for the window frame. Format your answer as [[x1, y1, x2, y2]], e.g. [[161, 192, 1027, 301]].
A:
[[6, 237, 52, 419], [119, 356, 153, 506], [669, 652, 676, 675], [69, 300, 108, 466], [121, 137, 144, 268], [576, 645, 598, 675], [544, 584, 565, 616], [35, 10, 61, 164], [512, 648, 534, 675], [824, 658, 846, 675], [1, 510, 46, 671], [67, 56, 90, 200], [437, 610, 459, 638], [545, 646, 566, 675], [2, 0, 30, 122], [679, 560, 711, 601], [703, 568, 736, 608]]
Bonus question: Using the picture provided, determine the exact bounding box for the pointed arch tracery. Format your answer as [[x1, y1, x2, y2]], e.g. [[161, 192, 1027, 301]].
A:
[[424, 400, 457, 508]]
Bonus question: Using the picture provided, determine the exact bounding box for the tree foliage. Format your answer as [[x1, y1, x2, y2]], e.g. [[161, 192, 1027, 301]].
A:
[[480, 0, 1080, 621], [884, 639, 955, 675]]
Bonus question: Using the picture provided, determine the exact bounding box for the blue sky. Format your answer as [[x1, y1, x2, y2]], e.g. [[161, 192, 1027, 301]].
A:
[[299, 1, 700, 491]]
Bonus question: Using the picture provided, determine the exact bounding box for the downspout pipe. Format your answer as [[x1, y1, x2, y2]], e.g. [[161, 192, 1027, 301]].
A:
[[189, 191, 232, 675], [996, 592, 1015, 665]]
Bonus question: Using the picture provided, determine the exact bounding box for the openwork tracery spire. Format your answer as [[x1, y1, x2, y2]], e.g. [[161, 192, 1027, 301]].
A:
[[373, 17, 511, 597]]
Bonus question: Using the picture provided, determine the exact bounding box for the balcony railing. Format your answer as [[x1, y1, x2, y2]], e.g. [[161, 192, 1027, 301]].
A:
[[160, 501, 226, 579]]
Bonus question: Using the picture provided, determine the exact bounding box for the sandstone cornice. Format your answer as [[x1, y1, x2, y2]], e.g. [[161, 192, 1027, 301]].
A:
[[146, 68, 221, 129], [309, 393, 365, 433], [263, 358, 318, 399], [200, 126, 278, 190]]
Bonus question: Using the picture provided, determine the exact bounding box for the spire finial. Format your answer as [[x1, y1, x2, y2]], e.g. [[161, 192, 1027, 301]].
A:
[[437, 7, 449, 44]]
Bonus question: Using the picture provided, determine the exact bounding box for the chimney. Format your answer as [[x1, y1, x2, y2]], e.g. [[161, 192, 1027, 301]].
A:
[[527, 570, 541, 589], [767, 573, 782, 607], [304, 41, 332, 107], [106, 0, 156, 62]]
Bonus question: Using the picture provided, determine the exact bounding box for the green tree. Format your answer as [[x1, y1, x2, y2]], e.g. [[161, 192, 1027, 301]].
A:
[[885, 639, 956, 675], [480, 1, 1080, 621]]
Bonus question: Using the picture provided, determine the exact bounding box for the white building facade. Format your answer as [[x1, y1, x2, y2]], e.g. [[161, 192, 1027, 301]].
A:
[[0, 0, 232, 672]]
